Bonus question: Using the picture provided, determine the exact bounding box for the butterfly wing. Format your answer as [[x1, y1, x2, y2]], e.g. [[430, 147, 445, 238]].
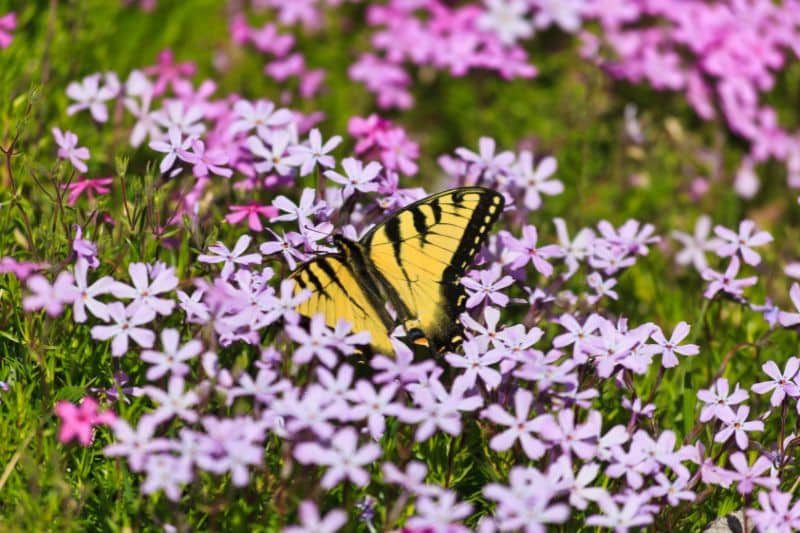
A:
[[361, 187, 505, 350], [290, 254, 395, 355]]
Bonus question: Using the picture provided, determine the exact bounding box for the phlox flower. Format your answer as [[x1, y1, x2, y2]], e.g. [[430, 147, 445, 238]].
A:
[[536, 408, 601, 461], [561, 461, 606, 510], [55, 397, 116, 446], [553, 313, 602, 363], [697, 378, 749, 422], [152, 100, 205, 138], [506, 225, 561, 276], [483, 466, 570, 532], [68, 258, 114, 322], [747, 491, 800, 533], [277, 387, 340, 439], [399, 376, 483, 442], [104, 415, 172, 471], [247, 130, 303, 176], [460, 306, 504, 348], [406, 490, 473, 532], [445, 338, 503, 389], [481, 388, 547, 459], [177, 138, 232, 178], [143, 376, 199, 423], [270, 187, 323, 225], [375, 127, 419, 176], [370, 338, 436, 383], [140, 328, 203, 380], [477, 0, 533, 46], [778, 282, 800, 327], [553, 218, 594, 278], [325, 157, 382, 198], [283, 501, 347, 533], [66, 72, 120, 122], [64, 176, 112, 205], [714, 405, 764, 450], [0, 257, 46, 280], [454, 136, 514, 183], [288, 128, 342, 176], [177, 289, 211, 323], [23, 271, 77, 317], [346, 380, 403, 439], [586, 272, 618, 303], [144, 49, 196, 96], [225, 204, 278, 232], [701, 257, 757, 299], [726, 452, 777, 494], [286, 314, 339, 367], [533, 0, 584, 32], [194, 416, 265, 486], [198, 235, 262, 279], [671, 215, 724, 272], [90, 302, 155, 356], [649, 321, 699, 368], [586, 493, 653, 531], [511, 150, 563, 210], [110, 262, 178, 317], [142, 453, 192, 501], [149, 125, 193, 175], [293, 427, 381, 489], [227, 367, 288, 406], [229, 99, 293, 138], [0, 12, 16, 48], [714, 219, 773, 266], [52, 128, 90, 173], [461, 264, 514, 308], [751, 357, 800, 407]]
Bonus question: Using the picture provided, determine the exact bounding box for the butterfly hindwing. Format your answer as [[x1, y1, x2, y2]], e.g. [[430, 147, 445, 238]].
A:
[[290, 254, 395, 355], [362, 187, 505, 350]]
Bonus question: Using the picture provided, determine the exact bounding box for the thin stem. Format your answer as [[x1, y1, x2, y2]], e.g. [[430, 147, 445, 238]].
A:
[[1, 137, 36, 254]]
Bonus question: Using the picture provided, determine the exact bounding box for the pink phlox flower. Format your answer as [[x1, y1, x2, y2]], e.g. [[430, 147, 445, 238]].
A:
[[0, 257, 47, 280], [671, 215, 723, 272], [461, 264, 514, 308], [398, 376, 483, 442], [727, 452, 778, 494], [460, 306, 504, 348], [506, 224, 561, 276], [553, 313, 603, 363], [0, 12, 16, 48], [64, 176, 112, 205], [348, 114, 389, 154], [177, 138, 232, 178], [493, 323, 544, 373], [52, 128, 90, 173], [143, 376, 198, 423], [177, 288, 211, 324], [110, 262, 178, 317], [288, 128, 342, 176], [375, 126, 419, 176], [198, 235, 261, 279], [286, 314, 340, 368], [482, 465, 570, 531], [370, 338, 437, 383], [751, 357, 800, 407], [536, 408, 601, 461], [697, 378, 749, 423], [72, 226, 99, 268], [55, 396, 116, 446], [714, 219, 773, 266], [140, 328, 203, 381], [747, 490, 800, 533], [445, 338, 503, 389], [66, 72, 120, 122], [329, 318, 372, 355], [68, 258, 114, 322], [246, 21, 295, 56], [324, 157, 382, 198], [511, 150, 563, 210], [649, 321, 699, 368], [23, 271, 77, 317], [90, 302, 155, 356], [345, 380, 403, 439], [778, 282, 800, 327], [454, 136, 515, 183], [596, 219, 659, 257], [293, 427, 382, 488], [583, 318, 645, 378], [586, 272, 619, 304], [715, 405, 764, 450], [229, 99, 293, 138], [149, 125, 193, 175], [225, 204, 278, 232], [193, 416, 266, 486], [144, 49, 196, 96], [701, 256, 758, 299], [481, 387, 547, 459], [104, 415, 173, 471], [141, 453, 192, 502], [283, 501, 347, 533], [552, 218, 594, 278], [586, 493, 654, 531]]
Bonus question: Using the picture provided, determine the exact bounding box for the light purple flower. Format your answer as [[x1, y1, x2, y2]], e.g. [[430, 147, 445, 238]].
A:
[[778, 283, 800, 327], [288, 128, 342, 176], [110, 262, 178, 317], [23, 272, 77, 317], [697, 378, 749, 423], [649, 322, 699, 368], [751, 357, 800, 406], [140, 328, 203, 380], [90, 302, 155, 356], [701, 257, 757, 299], [507, 225, 561, 276], [68, 258, 113, 322], [283, 501, 347, 533], [198, 235, 262, 280], [294, 427, 381, 488], [52, 128, 90, 173], [149, 126, 192, 174], [727, 452, 777, 494], [482, 388, 547, 459], [714, 220, 773, 266], [671, 215, 723, 272], [66, 72, 120, 122], [461, 265, 514, 308], [714, 405, 764, 450], [325, 157, 382, 198]]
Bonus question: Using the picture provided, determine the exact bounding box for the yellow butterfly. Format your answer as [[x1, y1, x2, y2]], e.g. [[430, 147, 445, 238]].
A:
[[291, 187, 505, 354]]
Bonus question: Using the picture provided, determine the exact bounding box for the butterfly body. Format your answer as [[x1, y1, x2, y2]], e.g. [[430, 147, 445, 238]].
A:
[[291, 187, 505, 355]]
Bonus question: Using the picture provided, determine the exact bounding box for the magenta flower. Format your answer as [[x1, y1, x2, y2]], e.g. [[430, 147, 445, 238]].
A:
[[55, 397, 116, 446], [294, 427, 381, 489], [482, 388, 547, 459], [198, 235, 262, 279], [225, 204, 278, 232], [507, 225, 561, 276], [177, 138, 232, 178], [65, 72, 120, 122], [726, 452, 777, 494], [52, 128, 90, 173], [0, 12, 17, 48], [697, 378, 749, 423], [650, 322, 699, 368], [714, 220, 773, 266], [461, 265, 514, 308], [701, 257, 757, 299], [375, 127, 419, 176], [284, 501, 347, 533], [23, 271, 77, 317], [64, 176, 113, 205], [751, 357, 800, 407], [90, 302, 155, 357], [144, 49, 196, 96], [714, 405, 764, 450]]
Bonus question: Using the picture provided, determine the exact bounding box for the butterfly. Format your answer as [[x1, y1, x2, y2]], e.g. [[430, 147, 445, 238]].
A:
[[290, 187, 505, 355]]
